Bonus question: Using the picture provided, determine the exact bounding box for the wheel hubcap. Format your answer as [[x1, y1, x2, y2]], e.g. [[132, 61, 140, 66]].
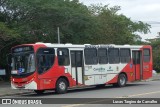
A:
[[59, 82, 66, 90], [120, 76, 125, 85]]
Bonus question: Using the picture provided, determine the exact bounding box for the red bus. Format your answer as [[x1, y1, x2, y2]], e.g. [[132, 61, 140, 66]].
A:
[[11, 43, 152, 94]]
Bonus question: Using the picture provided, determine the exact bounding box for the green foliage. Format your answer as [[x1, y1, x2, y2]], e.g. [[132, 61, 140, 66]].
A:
[[0, 22, 18, 41], [88, 4, 151, 44], [149, 40, 160, 72], [0, 0, 150, 44], [0, 22, 19, 68], [0, 21, 20, 50]]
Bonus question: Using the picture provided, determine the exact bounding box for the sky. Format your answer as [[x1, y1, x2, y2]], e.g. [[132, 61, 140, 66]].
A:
[[79, 0, 160, 41]]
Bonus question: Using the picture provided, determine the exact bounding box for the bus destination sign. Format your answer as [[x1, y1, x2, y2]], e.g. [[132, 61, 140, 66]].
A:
[[12, 46, 34, 53]]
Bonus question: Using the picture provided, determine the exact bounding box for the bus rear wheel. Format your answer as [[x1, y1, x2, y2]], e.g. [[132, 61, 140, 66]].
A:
[[113, 73, 127, 87], [34, 90, 45, 94], [118, 73, 127, 87], [55, 78, 68, 94]]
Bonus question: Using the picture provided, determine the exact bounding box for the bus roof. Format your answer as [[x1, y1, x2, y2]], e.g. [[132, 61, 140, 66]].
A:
[[33, 42, 151, 49]]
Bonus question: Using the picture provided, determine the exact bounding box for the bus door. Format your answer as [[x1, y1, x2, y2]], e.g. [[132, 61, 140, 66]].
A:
[[70, 51, 84, 86], [132, 51, 142, 80]]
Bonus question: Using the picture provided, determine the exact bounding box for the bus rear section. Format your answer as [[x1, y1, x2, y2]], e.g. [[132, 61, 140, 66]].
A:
[[11, 43, 152, 94]]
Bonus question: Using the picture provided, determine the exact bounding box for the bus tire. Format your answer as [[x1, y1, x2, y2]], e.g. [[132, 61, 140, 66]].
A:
[[34, 90, 45, 94], [117, 73, 127, 87], [55, 78, 68, 94]]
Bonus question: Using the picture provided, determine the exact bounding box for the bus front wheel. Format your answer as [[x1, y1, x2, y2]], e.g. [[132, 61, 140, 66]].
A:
[[55, 78, 68, 94]]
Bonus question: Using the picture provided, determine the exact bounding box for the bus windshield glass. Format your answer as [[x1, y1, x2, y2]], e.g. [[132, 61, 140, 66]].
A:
[[11, 46, 35, 75]]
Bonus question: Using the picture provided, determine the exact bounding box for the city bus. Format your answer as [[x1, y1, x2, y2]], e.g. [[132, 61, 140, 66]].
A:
[[10, 43, 152, 94]]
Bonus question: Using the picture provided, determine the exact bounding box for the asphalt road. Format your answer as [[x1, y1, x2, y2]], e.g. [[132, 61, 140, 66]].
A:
[[1, 80, 160, 107]]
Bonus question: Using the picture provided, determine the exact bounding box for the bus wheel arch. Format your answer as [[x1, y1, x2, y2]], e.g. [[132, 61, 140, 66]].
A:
[[55, 76, 69, 94]]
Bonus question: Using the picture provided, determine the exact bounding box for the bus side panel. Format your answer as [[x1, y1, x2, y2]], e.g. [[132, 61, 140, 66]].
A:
[[107, 62, 134, 84], [106, 74, 118, 84], [38, 78, 54, 90], [143, 63, 152, 80], [121, 62, 135, 82]]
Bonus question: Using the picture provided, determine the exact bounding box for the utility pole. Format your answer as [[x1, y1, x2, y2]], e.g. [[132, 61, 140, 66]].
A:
[[57, 27, 60, 44]]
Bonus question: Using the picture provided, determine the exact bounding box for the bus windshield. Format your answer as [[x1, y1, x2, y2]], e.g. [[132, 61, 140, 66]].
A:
[[11, 46, 35, 76], [12, 52, 36, 75]]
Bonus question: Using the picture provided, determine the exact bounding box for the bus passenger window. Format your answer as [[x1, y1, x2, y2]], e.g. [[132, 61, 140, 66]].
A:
[[143, 49, 150, 62], [57, 48, 70, 66], [108, 48, 119, 64], [98, 48, 108, 64], [120, 49, 131, 63], [84, 48, 98, 65]]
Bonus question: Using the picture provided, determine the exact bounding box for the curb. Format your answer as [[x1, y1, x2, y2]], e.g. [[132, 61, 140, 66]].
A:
[[151, 78, 160, 81], [142, 79, 160, 82]]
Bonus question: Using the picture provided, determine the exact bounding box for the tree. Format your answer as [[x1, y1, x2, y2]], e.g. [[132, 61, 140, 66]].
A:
[[149, 40, 160, 72], [0, 21, 19, 74], [88, 4, 151, 44], [0, 0, 95, 44], [0, 0, 150, 44]]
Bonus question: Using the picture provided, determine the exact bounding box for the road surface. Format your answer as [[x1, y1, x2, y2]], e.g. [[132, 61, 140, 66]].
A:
[[1, 80, 160, 107]]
